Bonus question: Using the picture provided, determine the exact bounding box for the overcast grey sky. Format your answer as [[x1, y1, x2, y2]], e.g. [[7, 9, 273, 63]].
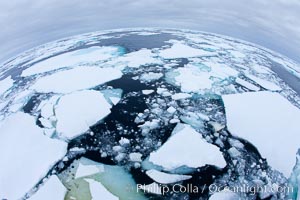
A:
[[0, 0, 299, 63]]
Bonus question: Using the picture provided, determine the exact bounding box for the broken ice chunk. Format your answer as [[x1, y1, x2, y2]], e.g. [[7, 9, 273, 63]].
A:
[[148, 123, 226, 171], [142, 89, 154, 95], [85, 179, 118, 200], [75, 162, 104, 179], [159, 43, 215, 59], [140, 72, 163, 82], [55, 90, 112, 140], [146, 169, 192, 184], [209, 189, 239, 200]]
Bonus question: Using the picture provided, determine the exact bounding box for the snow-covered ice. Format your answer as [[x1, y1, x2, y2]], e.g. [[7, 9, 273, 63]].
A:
[[55, 90, 112, 140], [22, 46, 122, 76], [75, 162, 104, 179], [140, 72, 163, 82], [146, 169, 192, 184], [223, 91, 300, 177], [159, 43, 215, 59], [142, 89, 154, 95], [235, 78, 260, 91], [245, 74, 282, 91], [29, 176, 66, 200], [109, 49, 162, 68], [0, 76, 14, 95], [148, 123, 226, 171], [31, 66, 122, 93], [171, 93, 192, 100], [85, 179, 118, 200], [0, 112, 67, 200]]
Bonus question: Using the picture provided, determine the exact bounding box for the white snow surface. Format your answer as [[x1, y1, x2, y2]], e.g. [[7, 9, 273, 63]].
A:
[[149, 123, 226, 170], [22, 46, 121, 76], [159, 43, 215, 59], [0, 112, 67, 200], [29, 176, 66, 200], [85, 179, 119, 200], [31, 66, 122, 93], [55, 90, 112, 140], [0, 76, 14, 95], [146, 169, 192, 184], [223, 91, 300, 177]]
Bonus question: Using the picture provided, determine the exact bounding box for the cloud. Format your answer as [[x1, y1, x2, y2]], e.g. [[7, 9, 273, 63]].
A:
[[0, 0, 299, 62]]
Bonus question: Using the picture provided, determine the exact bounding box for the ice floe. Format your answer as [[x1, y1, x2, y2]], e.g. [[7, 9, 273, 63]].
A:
[[0, 76, 14, 96], [22, 46, 122, 76], [0, 112, 67, 199], [109, 49, 162, 68], [146, 169, 192, 184], [140, 72, 163, 82], [29, 176, 66, 200], [235, 77, 260, 91], [55, 90, 112, 140], [245, 74, 282, 91], [159, 43, 215, 59], [223, 91, 300, 177], [31, 66, 122, 93], [75, 162, 104, 179], [85, 179, 118, 200], [148, 123, 226, 171]]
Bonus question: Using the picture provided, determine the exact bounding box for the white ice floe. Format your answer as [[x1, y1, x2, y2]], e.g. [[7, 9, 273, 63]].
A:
[[146, 169, 192, 184], [109, 49, 162, 68], [142, 89, 154, 95], [209, 190, 240, 200], [129, 153, 143, 162], [171, 93, 192, 100], [75, 162, 104, 179], [22, 46, 122, 76], [138, 183, 162, 195], [222, 91, 300, 177], [31, 66, 122, 93], [245, 74, 282, 91], [168, 65, 213, 92], [29, 176, 66, 200], [85, 179, 118, 200], [0, 76, 14, 95], [0, 112, 67, 200], [149, 123, 226, 171], [159, 43, 215, 59], [140, 72, 163, 82], [235, 78, 260, 91], [55, 90, 112, 140]]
